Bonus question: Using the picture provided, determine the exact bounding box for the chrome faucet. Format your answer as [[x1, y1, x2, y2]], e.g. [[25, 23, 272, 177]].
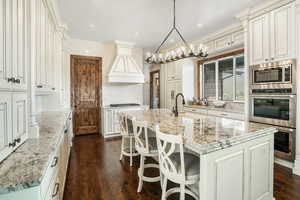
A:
[[172, 93, 185, 117]]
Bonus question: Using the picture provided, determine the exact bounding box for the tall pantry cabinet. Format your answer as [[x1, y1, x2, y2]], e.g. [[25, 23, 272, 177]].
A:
[[0, 0, 65, 162], [0, 0, 29, 162], [162, 58, 195, 111]]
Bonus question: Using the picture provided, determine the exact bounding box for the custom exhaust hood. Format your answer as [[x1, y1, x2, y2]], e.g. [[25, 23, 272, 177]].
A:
[[108, 41, 145, 83]]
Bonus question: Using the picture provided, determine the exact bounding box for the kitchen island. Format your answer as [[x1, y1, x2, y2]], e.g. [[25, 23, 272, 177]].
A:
[[125, 109, 277, 200]]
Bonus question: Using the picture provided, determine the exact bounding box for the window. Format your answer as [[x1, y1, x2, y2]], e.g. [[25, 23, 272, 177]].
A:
[[201, 54, 245, 101], [203, 62, 216, 99]]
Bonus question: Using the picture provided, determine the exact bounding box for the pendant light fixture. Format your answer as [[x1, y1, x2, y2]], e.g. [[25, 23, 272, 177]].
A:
[[145, 0, 208, 64]]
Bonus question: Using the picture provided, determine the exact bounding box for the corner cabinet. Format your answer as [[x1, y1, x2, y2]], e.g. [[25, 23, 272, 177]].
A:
[[249, 3, 296, 65], [0, 92, 28, 163]]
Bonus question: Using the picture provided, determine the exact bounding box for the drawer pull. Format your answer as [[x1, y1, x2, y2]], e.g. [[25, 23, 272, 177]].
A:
[[220, 113, 228, 116], [14, 138, 21, 143], [52, 183, 60, 197], [51, 157, 59, 167], [9, 141, 16, 148], [64, 129, 68, 134], [192, 109, 196, 112]]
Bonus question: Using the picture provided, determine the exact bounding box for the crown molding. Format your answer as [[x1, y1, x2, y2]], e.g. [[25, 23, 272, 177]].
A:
[[237, 0, 295, 20]]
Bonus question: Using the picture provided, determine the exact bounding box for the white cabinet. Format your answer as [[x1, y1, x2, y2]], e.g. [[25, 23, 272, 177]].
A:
[[249, 3, 295, 65], [0, 0, 28, 91], [215, 34, 232, 51], [0, 93, 12, 162], [164, 58, 194, 111], [102, 106, 148, 138], [0, 92, 27, 163], [35, 0, 62, 94], [12, 93, 27, 146]]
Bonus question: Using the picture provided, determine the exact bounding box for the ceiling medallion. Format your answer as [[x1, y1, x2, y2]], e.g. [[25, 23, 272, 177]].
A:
[[145, 0, 208, 64]]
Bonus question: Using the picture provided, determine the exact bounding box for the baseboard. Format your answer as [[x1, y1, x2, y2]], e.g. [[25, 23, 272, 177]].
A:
[[274, 157, 294, 169]]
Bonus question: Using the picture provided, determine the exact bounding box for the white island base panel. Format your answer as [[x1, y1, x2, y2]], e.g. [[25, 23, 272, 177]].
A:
[[193, 134, 274, 200]]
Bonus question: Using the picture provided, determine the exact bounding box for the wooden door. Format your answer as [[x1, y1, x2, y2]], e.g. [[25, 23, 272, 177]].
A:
[[71, 55, 101, 136]]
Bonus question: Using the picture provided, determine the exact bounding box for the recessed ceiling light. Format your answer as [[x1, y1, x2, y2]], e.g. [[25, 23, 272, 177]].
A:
[[89, 24, 96, 29], [196, 23, 204, 28]]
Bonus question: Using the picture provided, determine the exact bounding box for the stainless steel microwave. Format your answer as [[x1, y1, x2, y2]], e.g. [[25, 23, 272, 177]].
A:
[[250, 59, 296, 94]]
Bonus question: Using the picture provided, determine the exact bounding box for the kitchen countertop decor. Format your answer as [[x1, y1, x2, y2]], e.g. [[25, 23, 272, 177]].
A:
[[0, 110, 71, 195]]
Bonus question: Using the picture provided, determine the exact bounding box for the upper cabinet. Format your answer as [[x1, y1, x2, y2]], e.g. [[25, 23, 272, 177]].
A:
[[202, 27, 244, 54], [0, 0, 28, 91], [249, 3, 295, 65], [35, 0, 63, 95]]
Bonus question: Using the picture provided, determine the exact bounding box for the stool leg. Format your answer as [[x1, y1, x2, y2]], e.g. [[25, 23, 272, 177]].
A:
[[180, 184, 185, 200], [130, 137, 133, 166], [120, 137, 124, 161], [137, 155, 145, 192], [161, 177, 167, 200]]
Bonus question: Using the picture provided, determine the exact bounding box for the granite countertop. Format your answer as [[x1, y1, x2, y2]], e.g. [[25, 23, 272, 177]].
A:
[[0, 110, 71, 195], [125, 109, 276, 155], [184, 104, 245, 114]]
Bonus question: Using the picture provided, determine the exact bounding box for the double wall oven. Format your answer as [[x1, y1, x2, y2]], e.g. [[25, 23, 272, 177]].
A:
[[249, 59, 296, 161]]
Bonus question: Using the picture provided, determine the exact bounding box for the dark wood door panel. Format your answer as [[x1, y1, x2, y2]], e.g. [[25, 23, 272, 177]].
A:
[[71, 55, 102, 136]]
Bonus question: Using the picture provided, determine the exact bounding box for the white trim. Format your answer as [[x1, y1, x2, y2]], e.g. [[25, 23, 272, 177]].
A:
[[275, 157, 294, 169]]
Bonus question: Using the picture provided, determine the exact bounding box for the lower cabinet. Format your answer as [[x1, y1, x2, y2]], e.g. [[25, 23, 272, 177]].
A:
[[102, 106, 148, 138], [0, 92, 28, 163]]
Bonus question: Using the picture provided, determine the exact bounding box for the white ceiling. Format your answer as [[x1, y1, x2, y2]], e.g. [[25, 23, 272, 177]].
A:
[[57, 0, 264, 49]]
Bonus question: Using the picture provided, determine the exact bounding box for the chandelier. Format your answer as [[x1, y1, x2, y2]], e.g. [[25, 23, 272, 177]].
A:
[[145, 0, 208, 64]]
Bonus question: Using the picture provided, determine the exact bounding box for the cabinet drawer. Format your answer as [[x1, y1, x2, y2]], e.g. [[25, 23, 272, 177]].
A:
[[208, 110, 244, 120], [184, 107, 207, 115], [40, 152, 60, 199], [44, 171, 59, 200]]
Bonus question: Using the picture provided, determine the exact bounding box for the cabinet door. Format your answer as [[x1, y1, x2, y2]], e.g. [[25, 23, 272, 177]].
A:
[[0, 0, 12, 90], [215, 35, 232, 50], [166, 81, 176, 110], [104, 109, 114, 135], [174, 60, 182, 80], [12, 93, 27, 147], [13, 0, 27, 90], [249, 14, 270, 65], [0, 0, 9, 89], [231, 30, 244, 46], [167, 63, 176, 81], [204, 41, 215, 53], [0, 93, 13, 162], [270, 4, 295, 61]]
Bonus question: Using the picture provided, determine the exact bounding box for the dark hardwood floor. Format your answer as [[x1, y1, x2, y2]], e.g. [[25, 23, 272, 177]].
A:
[[63, 135, 300, 200]]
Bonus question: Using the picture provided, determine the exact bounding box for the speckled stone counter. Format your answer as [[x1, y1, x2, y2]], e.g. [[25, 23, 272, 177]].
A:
[[0, 110, 71, 195], [125, 109, 277, 155]]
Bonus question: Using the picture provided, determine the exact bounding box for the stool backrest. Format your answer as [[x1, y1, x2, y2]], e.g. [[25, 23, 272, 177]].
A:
[[132, 119, 150, 154], [118, 112, 129, 136], [155, 126, 185, 181]]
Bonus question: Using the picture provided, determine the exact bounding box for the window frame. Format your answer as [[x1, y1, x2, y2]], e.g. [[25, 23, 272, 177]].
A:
[[200, 53, 245, 102]]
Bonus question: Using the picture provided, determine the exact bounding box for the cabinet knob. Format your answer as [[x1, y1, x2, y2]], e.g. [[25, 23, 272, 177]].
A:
[[7, 77, 15, 83], [265, 59, 269, 61], [14, 138, 21, 143], [271, 58, 274, 60], [9, 141, 16, 148], [15, 79, 20, 84]]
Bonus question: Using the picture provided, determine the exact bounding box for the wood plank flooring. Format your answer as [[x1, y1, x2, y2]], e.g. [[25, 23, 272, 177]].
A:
[[63, 135, 300, 200]]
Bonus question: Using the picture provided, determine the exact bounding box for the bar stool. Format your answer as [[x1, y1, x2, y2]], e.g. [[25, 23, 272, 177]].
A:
[[156, 126, 200, 200], [119, 112, 139, 166], [132, 118, 161, 193]]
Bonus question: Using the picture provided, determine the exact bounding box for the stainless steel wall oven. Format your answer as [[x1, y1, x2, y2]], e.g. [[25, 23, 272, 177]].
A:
[[249, 59, 297, 161]]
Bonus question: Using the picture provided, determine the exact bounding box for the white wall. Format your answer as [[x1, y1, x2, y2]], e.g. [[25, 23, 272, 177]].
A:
[[61, 39, 145, 107]]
